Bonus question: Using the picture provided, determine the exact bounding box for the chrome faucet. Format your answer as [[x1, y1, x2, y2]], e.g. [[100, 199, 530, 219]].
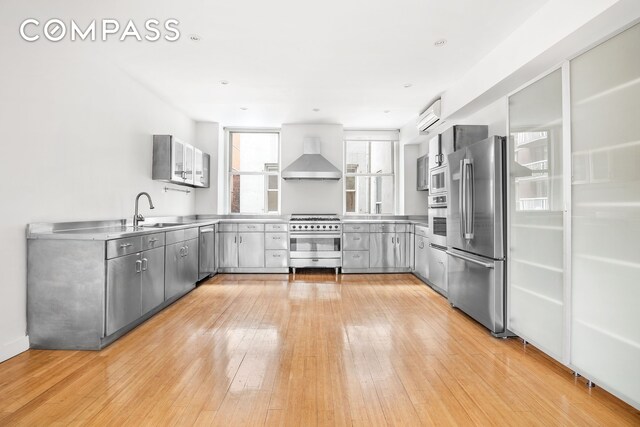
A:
[[133, 192, 155, 227]]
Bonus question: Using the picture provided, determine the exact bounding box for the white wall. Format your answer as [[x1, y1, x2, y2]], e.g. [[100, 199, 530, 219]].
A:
[[0, 31, 196, 361], [280, 124, 344, 214], [403, 144, 428, 215], [194, 122, 221, 214]]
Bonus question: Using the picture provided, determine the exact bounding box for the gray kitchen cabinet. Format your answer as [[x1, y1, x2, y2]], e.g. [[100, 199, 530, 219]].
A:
[[265, 232, 287, 250], [183, 238, 199, 289], [153, 135, 210, 188], [343, 250, 369, 269], [265, 250, 288, 268], [106, 252, 142, 336], [428, 243, 448, 295], [414, 234, 429, 281], [219, 232, 238, 268], [368, 224, 412, 272], [417, 154, 429, 191], [141, 246, 165, 315], [370, 233, 395, 268], [395, 232, 409, 268], [199, 225, 216, 280], [343, 232, 369, 251], [238, 232, 265, 268], [165, 230, 199, 301]]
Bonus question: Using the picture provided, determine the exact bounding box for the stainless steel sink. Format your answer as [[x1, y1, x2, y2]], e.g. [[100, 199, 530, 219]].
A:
[[139, 222, 183, 228]]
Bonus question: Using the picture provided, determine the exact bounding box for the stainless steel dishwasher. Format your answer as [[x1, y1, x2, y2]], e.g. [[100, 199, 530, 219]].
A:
[[199, 225, 216, 280]]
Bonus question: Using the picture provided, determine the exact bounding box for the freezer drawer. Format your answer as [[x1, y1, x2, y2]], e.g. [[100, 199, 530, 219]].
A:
[[447, 248, 506, 335]]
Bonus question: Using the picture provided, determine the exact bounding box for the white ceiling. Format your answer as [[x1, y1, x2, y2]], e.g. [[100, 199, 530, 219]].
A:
[[37, 0, 550, 128]]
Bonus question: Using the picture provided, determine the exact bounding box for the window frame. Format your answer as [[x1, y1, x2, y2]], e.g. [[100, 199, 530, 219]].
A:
[[226, 128, 281, 215], [343, 138, 398, 216]]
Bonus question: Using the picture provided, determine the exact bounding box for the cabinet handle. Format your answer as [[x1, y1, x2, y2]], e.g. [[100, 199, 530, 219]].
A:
[[391, 237, 395, 244], [273, 254, 281, 258], [273, 236, 281, 240], [184, 245, 189, 256], [419, 241, 424, 249], [353, 237, 360, 241], [353, 254, 360, 259], [239, 236, 243, 244], [179, 247, 185, 257], [120, 243, 133, 249], [234, 236, 237, 243], [142, 258, 148, 271], [135, 259, 142, 273], [353, 226, 361, 230], [149, 238, 158, 244]]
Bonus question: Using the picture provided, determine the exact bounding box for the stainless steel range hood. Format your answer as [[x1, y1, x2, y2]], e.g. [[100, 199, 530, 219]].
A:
[[282, 138, 342, 180]]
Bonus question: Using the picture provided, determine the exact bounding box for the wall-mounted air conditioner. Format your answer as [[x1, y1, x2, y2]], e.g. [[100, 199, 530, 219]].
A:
[[417, 99, 441, 132]]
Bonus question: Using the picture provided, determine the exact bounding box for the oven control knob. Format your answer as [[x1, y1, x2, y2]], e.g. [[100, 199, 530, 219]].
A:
[[304, 225, 308, 229], [323, 225, 326, 228]]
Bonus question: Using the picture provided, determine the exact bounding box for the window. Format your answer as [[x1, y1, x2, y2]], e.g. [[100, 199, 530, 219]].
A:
[[228, 131, 280, 214], [344, 139, 396, 214]]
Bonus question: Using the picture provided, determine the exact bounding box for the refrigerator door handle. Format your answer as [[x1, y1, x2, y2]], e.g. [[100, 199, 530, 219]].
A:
[[459, 159, 466, 239], [446, 249, 494, 268], [464, 159, 474, 240]]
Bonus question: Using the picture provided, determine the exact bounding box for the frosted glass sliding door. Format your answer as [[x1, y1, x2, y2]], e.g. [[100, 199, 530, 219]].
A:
[[508, 69, 566, 360], [570, 23, 640, 408]]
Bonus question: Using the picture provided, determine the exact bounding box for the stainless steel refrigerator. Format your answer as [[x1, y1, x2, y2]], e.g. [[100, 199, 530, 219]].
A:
[[447, 136, 510, 337]]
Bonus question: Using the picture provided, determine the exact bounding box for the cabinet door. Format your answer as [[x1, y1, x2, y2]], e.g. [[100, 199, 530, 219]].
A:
[[194, 148, 204, 187], [343, 232, 369, 251], [171, 139, 185, 182], [218, 233, 238, 268], [395, 233, 409, 268], [414, 236, 429, 279], [165, 242, 183, 300], [370, 233, 395, 268], [184, 144, 194, 185], [141, 246, 165, 315], [182, 238, 199, 291], [428, 135, 441, 169], [106, 253, 142, 335], [201, 153, 210, 188], [428, 245, 447, 293], [238, 232, 265, 268], [199, 227, 216, 276]]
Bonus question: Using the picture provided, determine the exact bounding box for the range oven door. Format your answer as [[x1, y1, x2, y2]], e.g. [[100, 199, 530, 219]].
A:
[[289, 234, 341, 259]]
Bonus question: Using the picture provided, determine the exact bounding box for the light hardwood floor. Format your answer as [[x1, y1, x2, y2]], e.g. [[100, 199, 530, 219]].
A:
[[0, 272, 638, 426]]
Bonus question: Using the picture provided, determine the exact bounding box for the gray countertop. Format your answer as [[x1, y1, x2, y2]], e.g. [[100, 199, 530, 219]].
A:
[[27, 215, 428, 241]]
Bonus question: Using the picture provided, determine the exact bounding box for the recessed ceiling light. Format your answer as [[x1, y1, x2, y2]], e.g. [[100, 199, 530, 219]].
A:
[[240, 107, 248, 111], [403, 83, 413, 88], [189, 34, 201, 42], [312, 108, 320, 112], [434, 39, 447, 47], [220, 80, 229, 85], [384, 110, 390, 113]]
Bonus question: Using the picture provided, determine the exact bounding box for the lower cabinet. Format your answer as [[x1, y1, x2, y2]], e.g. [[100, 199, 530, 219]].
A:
[[369, 230, 410, 271], [238, 232, 265, 268], [428, 244, 448, 295], [106, 252, 142, 336], [106, 245, 167, 336], [343, 251, 369, 269], [414, 234, 429, 281], [165, 237, 198, 301], [141, 246, 165, 315], [219, 232, 238, 268], [218, 223, 288, 272]]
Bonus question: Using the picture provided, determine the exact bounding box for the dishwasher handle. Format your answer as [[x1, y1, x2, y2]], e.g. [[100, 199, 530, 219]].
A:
[[446, 249, 494, 269]]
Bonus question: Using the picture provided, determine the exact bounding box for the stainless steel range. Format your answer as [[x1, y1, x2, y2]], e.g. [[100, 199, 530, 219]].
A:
[[289, 214, 342, 275]]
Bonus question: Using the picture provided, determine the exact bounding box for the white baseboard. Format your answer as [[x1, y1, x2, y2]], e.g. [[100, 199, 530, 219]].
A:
[[0, 336, 29, 363]]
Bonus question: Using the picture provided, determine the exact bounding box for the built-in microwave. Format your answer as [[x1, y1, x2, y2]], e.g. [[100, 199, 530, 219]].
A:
[[429, 166, 447, 196]]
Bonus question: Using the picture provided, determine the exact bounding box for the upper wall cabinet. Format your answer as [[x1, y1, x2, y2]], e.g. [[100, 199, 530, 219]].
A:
[[152, 135, 210, 188]]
